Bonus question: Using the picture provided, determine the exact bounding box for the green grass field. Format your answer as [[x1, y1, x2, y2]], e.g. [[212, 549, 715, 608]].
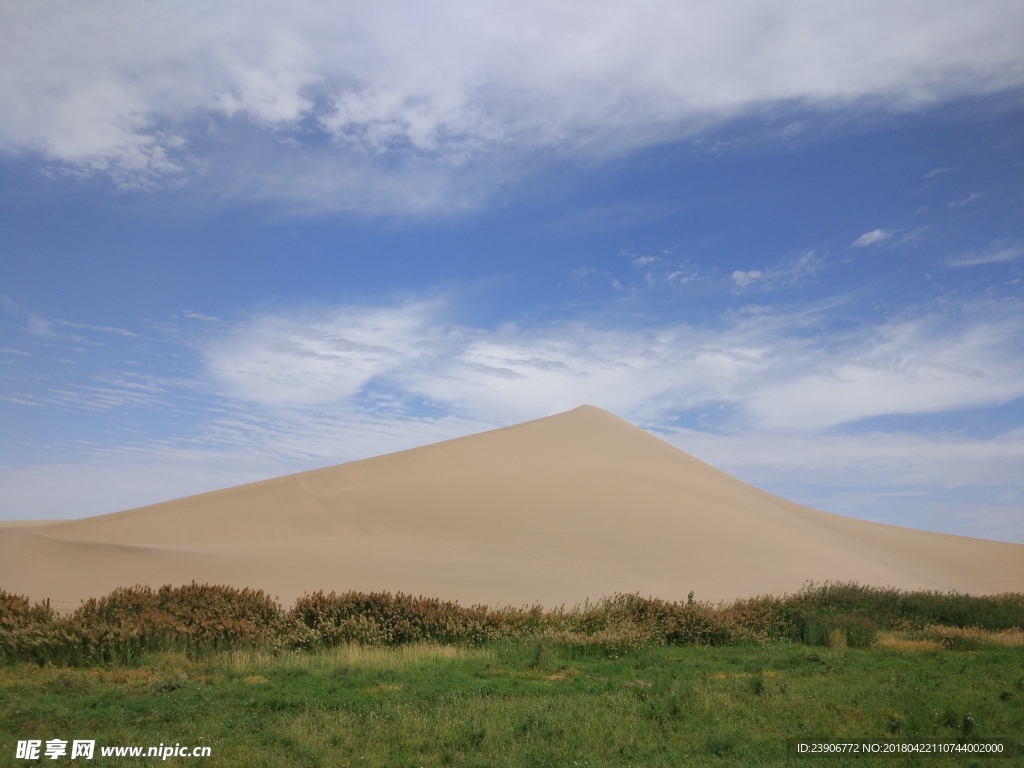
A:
[[3, 639, 1023, 767]]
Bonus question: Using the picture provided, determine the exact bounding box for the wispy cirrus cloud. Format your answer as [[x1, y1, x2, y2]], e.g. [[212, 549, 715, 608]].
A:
[[852, 229, 892, 247], [3, 1, 1024, 211], [947, 242, 1024, 267], [628, 254, 700, 289], [9, 293, 1024, 434], [668, 427, 1024, 492], [730, 251, 823, 293], [200, 295, 1024, 432], [0, 302, 205, 416], [948, 191, 985, 208], [204, 303, 446, 406]]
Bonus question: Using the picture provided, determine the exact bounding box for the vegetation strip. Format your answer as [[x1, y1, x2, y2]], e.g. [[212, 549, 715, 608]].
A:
[[3, 582, 1024, 666]]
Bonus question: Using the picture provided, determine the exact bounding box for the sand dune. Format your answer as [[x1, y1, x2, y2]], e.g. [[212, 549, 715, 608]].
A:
[[2, 405, 1022, 609]]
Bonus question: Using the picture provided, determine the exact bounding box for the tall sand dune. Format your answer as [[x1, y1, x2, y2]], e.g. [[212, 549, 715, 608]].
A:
[[2, 405, 1022, 609]]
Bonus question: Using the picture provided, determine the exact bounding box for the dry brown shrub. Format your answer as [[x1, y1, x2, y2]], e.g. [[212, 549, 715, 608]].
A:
[[874, 634, 945, 652], [827, 628, 847, 649], [542, 620, 660, 655], [921, 624, 1024, 650], [289, 590, 555, 648]]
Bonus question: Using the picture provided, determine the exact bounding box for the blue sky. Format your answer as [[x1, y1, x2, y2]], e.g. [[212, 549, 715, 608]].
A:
[[2, 1, 1023, 541]]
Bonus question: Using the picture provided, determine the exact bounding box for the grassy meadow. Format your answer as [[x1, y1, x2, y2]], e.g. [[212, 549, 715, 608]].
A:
[[2, 583, 1023, 766]]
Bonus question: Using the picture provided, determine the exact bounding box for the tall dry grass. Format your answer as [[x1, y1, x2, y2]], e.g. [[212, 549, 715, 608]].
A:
[[219, 642, 494, 675], [919, 624, 1024, 650], [2, 581, 1022, 666]]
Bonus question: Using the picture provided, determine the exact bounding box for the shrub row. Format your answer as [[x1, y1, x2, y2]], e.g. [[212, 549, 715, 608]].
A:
[[2, 582, 1022, 666]]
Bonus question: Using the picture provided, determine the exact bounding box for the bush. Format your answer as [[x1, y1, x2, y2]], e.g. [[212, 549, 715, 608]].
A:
[[782, 582, 1024, 632], [289, 590, 555, 648], [802, 614, 877, 648], [1, 584, 290, 665]]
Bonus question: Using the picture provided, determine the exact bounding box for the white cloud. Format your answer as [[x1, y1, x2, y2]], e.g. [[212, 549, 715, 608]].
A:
[[11, 293, 1024, 435], [663, 426, 1024, 524], [3, 1, 1023, 211], [948, 191, 985, 208], [201, 296, 1024, 431], [731, 270, 765, 290], [181, 310, 219, 322], [204, 303, 444, 406], [27, 316, 54, 338], [947, 242, 1023, 267], [742, 313, 1024, 430], [53, 320, 139, 337], [628, 254, 699, 288], [852, 229, 891, 247], [730, 251, 822, 293], [201, 302, 769, 425], [665, 427, 1024, 488]]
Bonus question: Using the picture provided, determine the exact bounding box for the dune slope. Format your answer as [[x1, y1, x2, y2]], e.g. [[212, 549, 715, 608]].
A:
[[2, 405, 1022, 609]]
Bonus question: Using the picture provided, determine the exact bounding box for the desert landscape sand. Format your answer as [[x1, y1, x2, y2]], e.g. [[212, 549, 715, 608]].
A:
[[2, 405, 1022, 611]]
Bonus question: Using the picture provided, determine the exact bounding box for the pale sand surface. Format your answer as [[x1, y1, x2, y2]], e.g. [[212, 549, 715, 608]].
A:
[[2, 405, 1022, 610]]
